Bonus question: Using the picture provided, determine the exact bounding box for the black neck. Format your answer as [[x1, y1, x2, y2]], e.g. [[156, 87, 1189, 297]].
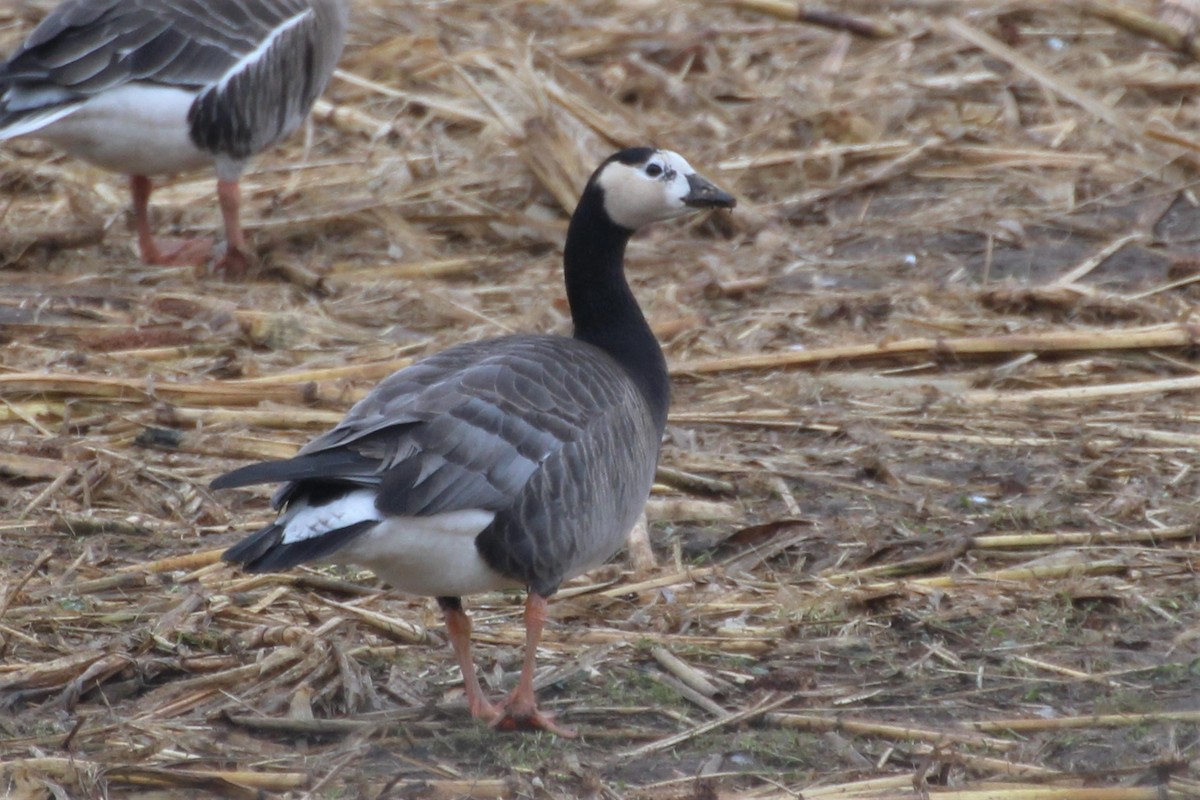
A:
[[564, 189, 670, 431]]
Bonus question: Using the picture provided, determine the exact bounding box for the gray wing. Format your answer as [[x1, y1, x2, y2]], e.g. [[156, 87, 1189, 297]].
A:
[[477, 357, 661, 596], [213, 335, 636, 518], [0, 0, 348, 156], [188, 0, 348, 160]]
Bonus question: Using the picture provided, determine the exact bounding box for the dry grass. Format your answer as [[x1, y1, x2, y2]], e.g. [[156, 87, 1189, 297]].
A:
[[2, 0, 1200, 797]]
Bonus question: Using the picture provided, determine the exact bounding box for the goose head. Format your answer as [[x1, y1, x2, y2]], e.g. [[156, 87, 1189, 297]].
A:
[[593, 147, 736, 231]]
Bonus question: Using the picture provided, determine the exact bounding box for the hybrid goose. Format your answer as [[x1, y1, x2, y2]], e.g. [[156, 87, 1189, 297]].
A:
[[213, 147, 736, 735], [0, 0, 349, 275]]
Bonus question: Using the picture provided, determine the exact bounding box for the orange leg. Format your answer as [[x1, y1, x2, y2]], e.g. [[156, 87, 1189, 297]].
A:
[[493, 594, 576, 737], [213, 177, 253, 278], [128, 175, 213, 266], [439, 598, 499, 723]]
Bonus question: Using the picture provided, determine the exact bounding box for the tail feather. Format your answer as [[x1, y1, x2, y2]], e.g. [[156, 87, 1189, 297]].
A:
[[0, 97, 83, 140], [221, 522, 285, 568], [223, 519, 377, 572]]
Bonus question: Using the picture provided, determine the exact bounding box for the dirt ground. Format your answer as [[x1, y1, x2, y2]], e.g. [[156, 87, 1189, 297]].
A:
[[2, 0, 1200, 798]]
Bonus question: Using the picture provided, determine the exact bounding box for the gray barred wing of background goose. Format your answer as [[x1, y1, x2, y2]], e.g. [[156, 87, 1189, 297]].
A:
[[0, 0, 348, 160]]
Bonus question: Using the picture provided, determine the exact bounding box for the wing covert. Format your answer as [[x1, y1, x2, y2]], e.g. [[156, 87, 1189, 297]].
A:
[[240, 335, 645, 520]]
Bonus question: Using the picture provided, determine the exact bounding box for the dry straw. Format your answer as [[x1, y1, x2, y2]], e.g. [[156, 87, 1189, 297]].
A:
[[2, 0, 1200, 797]]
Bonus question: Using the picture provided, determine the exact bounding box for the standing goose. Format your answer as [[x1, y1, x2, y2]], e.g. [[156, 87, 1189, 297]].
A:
[[0, 0, 349, 275], [212, 147, 735, 735]]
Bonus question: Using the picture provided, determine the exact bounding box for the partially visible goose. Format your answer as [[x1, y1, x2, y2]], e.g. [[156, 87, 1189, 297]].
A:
[[0, 0, 349, 275], [212, 147, 735, 735]]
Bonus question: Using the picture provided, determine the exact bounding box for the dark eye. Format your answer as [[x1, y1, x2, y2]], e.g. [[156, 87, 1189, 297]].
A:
[[645, 163, 663, 178]]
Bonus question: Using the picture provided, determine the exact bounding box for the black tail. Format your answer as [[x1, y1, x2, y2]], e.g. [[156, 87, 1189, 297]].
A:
[[223, 519, 377, 572]]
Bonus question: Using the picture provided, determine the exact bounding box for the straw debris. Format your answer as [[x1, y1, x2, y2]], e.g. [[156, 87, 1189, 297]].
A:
[[2, 0, 1200, 797]]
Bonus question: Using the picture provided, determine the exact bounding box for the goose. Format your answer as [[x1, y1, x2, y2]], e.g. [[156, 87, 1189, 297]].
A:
[[0, 0, 349, 275], [212, 147, 735, 736]]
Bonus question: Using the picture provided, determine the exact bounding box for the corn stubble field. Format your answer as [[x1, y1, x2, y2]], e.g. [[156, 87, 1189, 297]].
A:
[[2, 0, 1200, 797]]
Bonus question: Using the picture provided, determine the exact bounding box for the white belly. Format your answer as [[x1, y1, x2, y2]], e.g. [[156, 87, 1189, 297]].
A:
[[30, 84, 212, 176], [334, 510, 518, 597], [275, 489, 515, 598]]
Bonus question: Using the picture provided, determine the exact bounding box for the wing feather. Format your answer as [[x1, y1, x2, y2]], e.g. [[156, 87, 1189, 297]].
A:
[[188, 0, 346, 159], [209, 445, 386, 491], [211, 334, 642, 521]]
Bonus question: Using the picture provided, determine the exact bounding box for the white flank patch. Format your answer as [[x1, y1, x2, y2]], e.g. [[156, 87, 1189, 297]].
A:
[[333, 509, 514, 597], [275, 491, 508, 597], [18, 83, 210, 175], [216, 9, 314, 93], [280, 488, 382, 544]]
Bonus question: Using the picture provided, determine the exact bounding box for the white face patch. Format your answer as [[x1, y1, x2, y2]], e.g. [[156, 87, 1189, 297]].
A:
[[596, 149, 699, 230]]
